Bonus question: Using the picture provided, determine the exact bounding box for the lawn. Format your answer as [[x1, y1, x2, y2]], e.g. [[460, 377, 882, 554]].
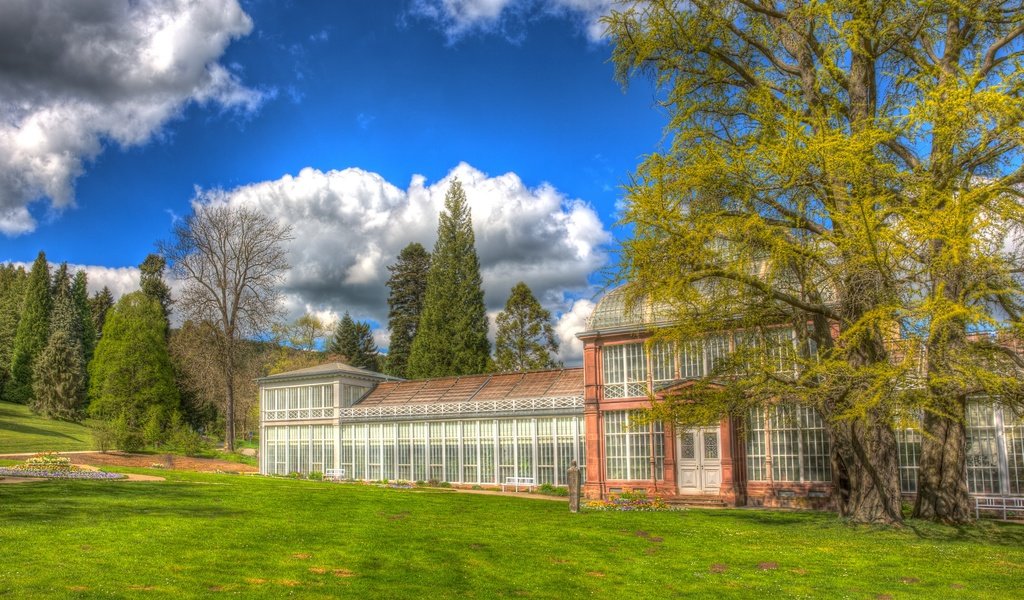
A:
[[0, 400, 95, 454], [0, 471, 1022, 598]]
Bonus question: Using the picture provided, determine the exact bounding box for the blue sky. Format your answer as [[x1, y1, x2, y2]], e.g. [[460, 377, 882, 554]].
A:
[[0, 0, 664, 363]]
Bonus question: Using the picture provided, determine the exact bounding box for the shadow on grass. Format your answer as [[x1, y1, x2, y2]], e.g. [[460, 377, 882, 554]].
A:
[[696, 505, 1024, 547], [0, 419, 84, 442], [0, 480, 246, 524]]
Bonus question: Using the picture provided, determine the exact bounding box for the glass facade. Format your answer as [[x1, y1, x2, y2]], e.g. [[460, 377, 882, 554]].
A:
[[323, 416, 585, 485], [261, 384, 334, 420], [603, 410, 665, 480], [897, 403, 1024, 495], [746, 405, 831, 483], [263, 424, 336, 475]]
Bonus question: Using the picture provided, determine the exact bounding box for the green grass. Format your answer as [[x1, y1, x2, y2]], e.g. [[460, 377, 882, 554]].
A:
[[0, 400, 95, 454], [1, 471, 1021, 598]]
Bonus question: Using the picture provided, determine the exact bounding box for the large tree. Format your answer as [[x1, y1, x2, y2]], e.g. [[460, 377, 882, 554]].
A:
[[139, 253, 173, 327], [329, 312, 380, 371], [281, 312, 329, 352], [0, 264, 28, 398], [606, 0, 1024, 524], [161, 203, 291, 451], [71, 270, 97, 364], [494, 282, 561, 372], [7, 252, 52, 404], [407, 180, 491, 378], [88, 292, 179, 450], [32, 286, 87, 421], [90, 287, 115, 340], [384, 242, 431, 378]]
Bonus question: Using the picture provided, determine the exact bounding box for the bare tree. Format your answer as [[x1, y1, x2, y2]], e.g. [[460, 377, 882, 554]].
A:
[[161, 204, 291, 450]]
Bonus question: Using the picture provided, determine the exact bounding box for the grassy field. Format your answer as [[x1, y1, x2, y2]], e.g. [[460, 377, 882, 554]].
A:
[[0, 470, 1022, 598], [0, 400, 95, 454]]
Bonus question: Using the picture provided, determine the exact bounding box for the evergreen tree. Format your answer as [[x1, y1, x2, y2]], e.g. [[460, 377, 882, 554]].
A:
[[384, 242, 431, 377], [51, 262, 71, 298], [90, 287, 114, 340], [0, 264, 28, 397], [32, 288, 87, 421], [139, 253, 172, 325], [7, 252, 52, 404], [88, 292, 179, 451], [494, 282, 560, 372], [407, 180, 490, 378], [71, 270, 97, 364], [329, 312, 380, 371]]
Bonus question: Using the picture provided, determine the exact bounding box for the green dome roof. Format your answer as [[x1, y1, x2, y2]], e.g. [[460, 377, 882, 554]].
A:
[[585, 285, 673, 332]]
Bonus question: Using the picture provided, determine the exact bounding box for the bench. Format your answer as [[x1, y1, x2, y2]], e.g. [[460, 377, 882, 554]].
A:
[[324, 468, 347, 481], [974, 495, 1024, 520], [501, 476, 535, 492]]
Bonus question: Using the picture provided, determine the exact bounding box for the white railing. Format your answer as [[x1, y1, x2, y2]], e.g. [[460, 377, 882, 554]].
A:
[[975, 495, 1024, 520], [262, 407, 336, 421], [338, 395, 584, 420]]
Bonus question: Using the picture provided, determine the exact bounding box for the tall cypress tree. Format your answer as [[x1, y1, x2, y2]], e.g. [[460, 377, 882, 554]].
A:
[[329, 312, 380, 371], [32, 287, 87, 421], [71, 270, 97, 364], [6, 252, 52, 404], [0, 264, 28, 398], [407, 180, 490, 378], [494, 282, 561, 372], [384, 243, 431, 378]]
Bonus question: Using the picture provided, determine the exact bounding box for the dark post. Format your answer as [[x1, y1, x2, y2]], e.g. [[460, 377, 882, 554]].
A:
[[568, 460, 581, 513]]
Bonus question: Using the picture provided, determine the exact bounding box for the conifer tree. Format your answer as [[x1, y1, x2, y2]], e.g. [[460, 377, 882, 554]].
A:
[[384, 243, 431, 377], [71, 270, 97, 364], [139, 253, 172, 325], [407, 180, 490, 378], [32, 288, 87, 421], [494, 282, 560, 372], [329, 312, 380, 371], [51, 262, 70, 298], [90, 287, 115, 340], [0, 264, 28, 397], [88, 292, 179, 451], [7, 252, 52, 404]]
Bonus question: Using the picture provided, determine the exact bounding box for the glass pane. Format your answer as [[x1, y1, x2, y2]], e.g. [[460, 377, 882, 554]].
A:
[[703, 431, 718, 460], [680, 431, 695, 460]]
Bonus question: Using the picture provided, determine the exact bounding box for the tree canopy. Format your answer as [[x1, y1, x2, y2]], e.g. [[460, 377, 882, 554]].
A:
[[494, 282, 561, 372], [329, 312, 380, 372], [7, 252, 51, 404], [385, 242, 431, 378], [407, 180, 491, 378], [606, 0, 1024, 525]]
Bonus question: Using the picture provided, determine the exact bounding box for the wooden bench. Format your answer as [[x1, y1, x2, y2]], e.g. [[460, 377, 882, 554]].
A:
[[974, 495, 1024, 520], [324, 468, 347, 481], [501, 476, 535, 492]]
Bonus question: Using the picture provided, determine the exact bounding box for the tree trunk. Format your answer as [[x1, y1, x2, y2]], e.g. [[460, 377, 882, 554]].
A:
[[913, 396, 972, 523], [224, 364, 235, 452], [829, 412, 905, 525]]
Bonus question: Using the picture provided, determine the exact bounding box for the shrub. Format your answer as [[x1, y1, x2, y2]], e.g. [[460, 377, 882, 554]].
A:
[[309, 471, 324, 481], [536, 483, 569, 497]]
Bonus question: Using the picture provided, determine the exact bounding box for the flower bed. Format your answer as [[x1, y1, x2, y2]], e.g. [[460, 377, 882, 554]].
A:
[[0, 452, 125, 480], [584, 491, 677, 512], [0, 467, 124, 480]]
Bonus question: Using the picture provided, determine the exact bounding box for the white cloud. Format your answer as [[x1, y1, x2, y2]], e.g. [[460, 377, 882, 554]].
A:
[[9, 262, 142, 301], [408, 0, 613, 43], [199, 162, 608, 365], [0, 0, 267, 236], [554, 298, 595, 364]]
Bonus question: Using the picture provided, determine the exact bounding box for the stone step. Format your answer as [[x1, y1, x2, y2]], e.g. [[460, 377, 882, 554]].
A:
[[666, 496, 729, 508]]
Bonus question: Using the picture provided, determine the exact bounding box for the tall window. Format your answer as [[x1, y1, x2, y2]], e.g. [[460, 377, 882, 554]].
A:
[[966, 404, 1001, 494], [651, 343, 676, 385], [604, 411, 664, 480], [602, 343, 648, 399], [746, 405, 831, 483]]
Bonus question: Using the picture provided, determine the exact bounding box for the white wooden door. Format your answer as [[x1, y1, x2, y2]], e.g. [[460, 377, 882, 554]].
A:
[[677, 427, 722, 494]]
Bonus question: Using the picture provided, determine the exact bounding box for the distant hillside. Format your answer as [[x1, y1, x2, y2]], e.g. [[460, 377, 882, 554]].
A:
[[0, 401, 94, 454]]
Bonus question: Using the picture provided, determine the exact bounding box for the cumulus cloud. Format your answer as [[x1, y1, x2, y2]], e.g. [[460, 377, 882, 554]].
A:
[[0, 0, 267, 236], [554, 297, 595, 364], [199, 162, 609, 364], [10, 262, 142, 301], [407, 0, 614, 43]]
